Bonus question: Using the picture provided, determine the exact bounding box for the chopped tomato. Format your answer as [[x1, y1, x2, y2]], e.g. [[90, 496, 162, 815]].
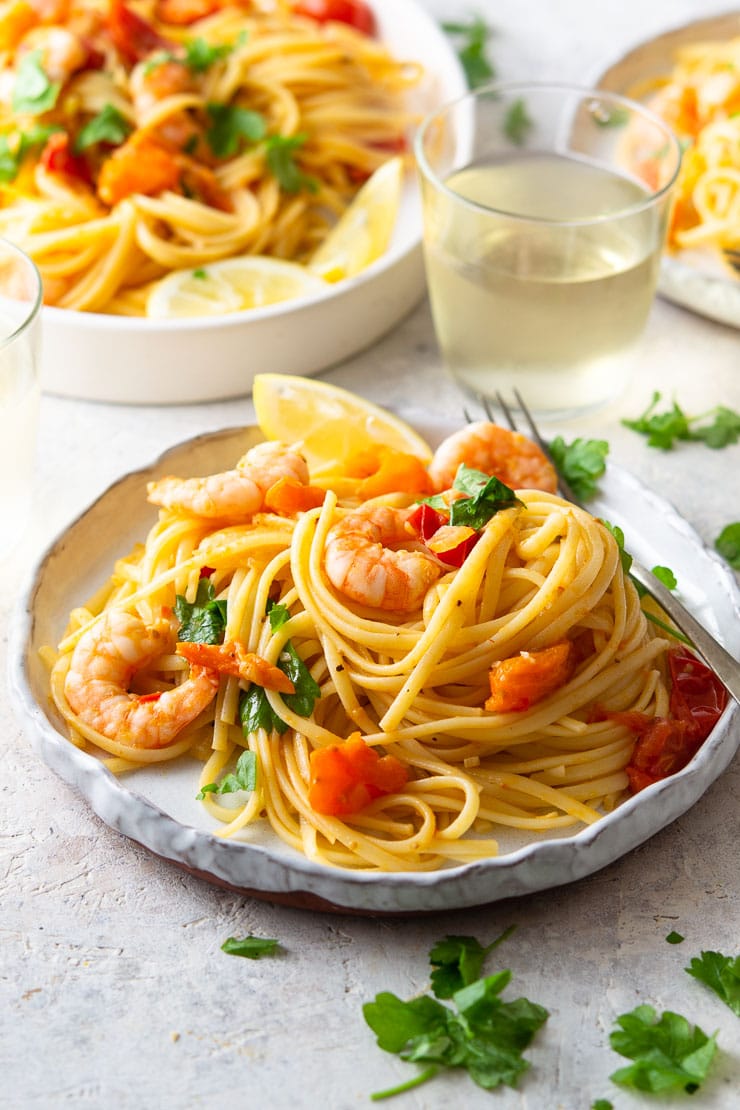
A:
[[667, 647, 728, 739], [263, 477, 326, 515], [107, 0, 173, 63], [292, 0, 375, 35], [609, 648, 728, 793], [97, 134, 180, 205], [308, 732, 408, 816], [154, 0, 220, 23], [425, 524, 478, 568], [346, 445, 432, 500], [406, 501, 447, 540], [486, 641, 575, 713], [40, 132, 92, 185]]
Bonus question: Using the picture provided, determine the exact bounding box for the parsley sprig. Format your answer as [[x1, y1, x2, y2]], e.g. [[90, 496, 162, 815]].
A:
[[0, 124, 61, 182], [715, 522, 740, 569], [504, 98, 533, 145], [75, 104, 132, 152], [239, 602, 320, 735], [686, 950, 740, 1017], [607, 1004, 718, 1094], [549, 436, 609, 501], [421, 463, 522, 529], [441, 16, 495, 88], [623, 391, 740, 450], [12, 51, 60, 115], [206, 103, 266, 158], [364, 930, 548, 1098], [175, 577, 227, 644], [265, 133, 319, 194], [221, 935, 279, 959], [197, 748, 257, 800]]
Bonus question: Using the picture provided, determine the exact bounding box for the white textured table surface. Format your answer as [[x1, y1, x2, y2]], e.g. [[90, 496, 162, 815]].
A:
[[3, 2, 740, 1108]]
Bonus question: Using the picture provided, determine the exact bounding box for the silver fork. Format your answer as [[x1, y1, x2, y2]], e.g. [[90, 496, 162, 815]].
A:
[[723, 247, 740, 275], [476, 387, 740, 704]]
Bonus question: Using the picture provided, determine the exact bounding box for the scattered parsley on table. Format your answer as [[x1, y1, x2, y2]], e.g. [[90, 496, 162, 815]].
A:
[[363, 929, 548, 1098], [622, 391, 740, 449], [686, 950, 740, 1017]]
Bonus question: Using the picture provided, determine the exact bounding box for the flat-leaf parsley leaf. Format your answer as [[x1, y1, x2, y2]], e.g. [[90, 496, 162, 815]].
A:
[[197, 749, 257, 800], [549, 436, 609, 500], [715, 522, 740, 569], [221, 935, 279, 959], [608, 1003, 718, 1094], [175, 577, 227, 644], [623, 391, 740, 450], [364, 933, 548, 1098], [686, 950, 740, 1017], [429, 927, 516, 998], [441, 16, 495, 88]]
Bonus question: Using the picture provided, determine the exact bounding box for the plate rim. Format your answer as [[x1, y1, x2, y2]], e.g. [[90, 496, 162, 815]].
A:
[[10, 424, 740, 913]]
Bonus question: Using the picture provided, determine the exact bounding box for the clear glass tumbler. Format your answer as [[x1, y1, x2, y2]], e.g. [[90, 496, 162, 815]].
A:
[[0, 239, 42, 558], [414, 82, 682, 418]]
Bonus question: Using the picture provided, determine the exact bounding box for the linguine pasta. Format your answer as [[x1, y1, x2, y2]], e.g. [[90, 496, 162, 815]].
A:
[[0, 0, 419, 313], [646, 36, 740, 257], [46, 431, 676, 873]]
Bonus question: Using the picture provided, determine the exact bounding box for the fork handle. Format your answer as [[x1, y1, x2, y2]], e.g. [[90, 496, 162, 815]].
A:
[[629, 559, 740, 704]]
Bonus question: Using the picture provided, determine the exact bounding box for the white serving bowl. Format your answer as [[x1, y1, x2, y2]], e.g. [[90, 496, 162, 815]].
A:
[[39, 0, 466, 404]]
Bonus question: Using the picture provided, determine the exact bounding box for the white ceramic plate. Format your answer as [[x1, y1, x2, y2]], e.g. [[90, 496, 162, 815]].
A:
[[10, 424, 740, 914], [39, 0, 466, 405], [596, 12, 740, 329]]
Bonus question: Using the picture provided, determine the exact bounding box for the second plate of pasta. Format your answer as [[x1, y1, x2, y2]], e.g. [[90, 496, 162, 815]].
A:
[[2, 0, 466, 402], [597, 12, 740, 328], [11, 421, 740, 914]]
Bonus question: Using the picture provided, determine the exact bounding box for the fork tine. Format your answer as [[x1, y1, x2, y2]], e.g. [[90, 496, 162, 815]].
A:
[[494, 391, 518, 432], [511, 388, 581, 505]]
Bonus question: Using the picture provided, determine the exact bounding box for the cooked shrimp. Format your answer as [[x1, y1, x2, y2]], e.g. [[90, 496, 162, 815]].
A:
[[428, 422, 558, 494], [17, 25, 87, 83], [147, 441, 310, 521], [176, 640, 295, 694], [64, 610, 219, 748], [130, 57, 194, 122], [324, 505, 441, 612]]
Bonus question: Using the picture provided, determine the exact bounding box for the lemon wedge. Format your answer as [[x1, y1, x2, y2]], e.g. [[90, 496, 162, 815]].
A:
[[309, 156, 404, 283], [146, 256, 327, 318], [252, 373, 433, 468]]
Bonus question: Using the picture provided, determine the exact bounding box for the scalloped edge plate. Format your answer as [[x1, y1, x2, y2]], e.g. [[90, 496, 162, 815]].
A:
[[9, 422, 740, 913]]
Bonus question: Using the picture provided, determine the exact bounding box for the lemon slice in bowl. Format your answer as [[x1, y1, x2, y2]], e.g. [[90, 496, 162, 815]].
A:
[[146, 256, 327, 318], [252, 373, 433, 468], [308, 156, 405, 283]]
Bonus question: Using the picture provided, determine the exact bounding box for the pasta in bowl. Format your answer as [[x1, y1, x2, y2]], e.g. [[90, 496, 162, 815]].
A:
[[0, 0, 466, 400], [32, 410, 732, 882]]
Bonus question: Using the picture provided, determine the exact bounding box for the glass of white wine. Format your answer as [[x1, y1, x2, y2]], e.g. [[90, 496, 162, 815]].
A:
[[0, 239, 42, 559], [414, 82, 682, 418]]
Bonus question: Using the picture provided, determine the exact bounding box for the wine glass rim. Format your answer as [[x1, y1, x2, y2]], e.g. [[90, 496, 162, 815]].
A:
[[413, 80, 683, 226]]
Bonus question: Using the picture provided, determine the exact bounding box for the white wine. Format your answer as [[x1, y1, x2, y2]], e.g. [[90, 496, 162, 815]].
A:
[[423, 152, 665, 415]]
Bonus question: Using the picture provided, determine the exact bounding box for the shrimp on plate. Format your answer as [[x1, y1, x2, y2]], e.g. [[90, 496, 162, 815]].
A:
[[147, 441, 309, 521], [64, 610, 220, 748], [324, 505, 441, 612], [428, 421, 558, 494], [176, 640, 295, 693]]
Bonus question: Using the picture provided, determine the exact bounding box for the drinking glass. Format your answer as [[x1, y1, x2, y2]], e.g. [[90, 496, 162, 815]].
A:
[[414, 82, 682, 418], [0, 239, 42, 558]]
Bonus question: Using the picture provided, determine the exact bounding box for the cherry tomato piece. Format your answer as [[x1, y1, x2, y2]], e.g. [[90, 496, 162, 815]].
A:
[[292, 0, 375, 35]]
